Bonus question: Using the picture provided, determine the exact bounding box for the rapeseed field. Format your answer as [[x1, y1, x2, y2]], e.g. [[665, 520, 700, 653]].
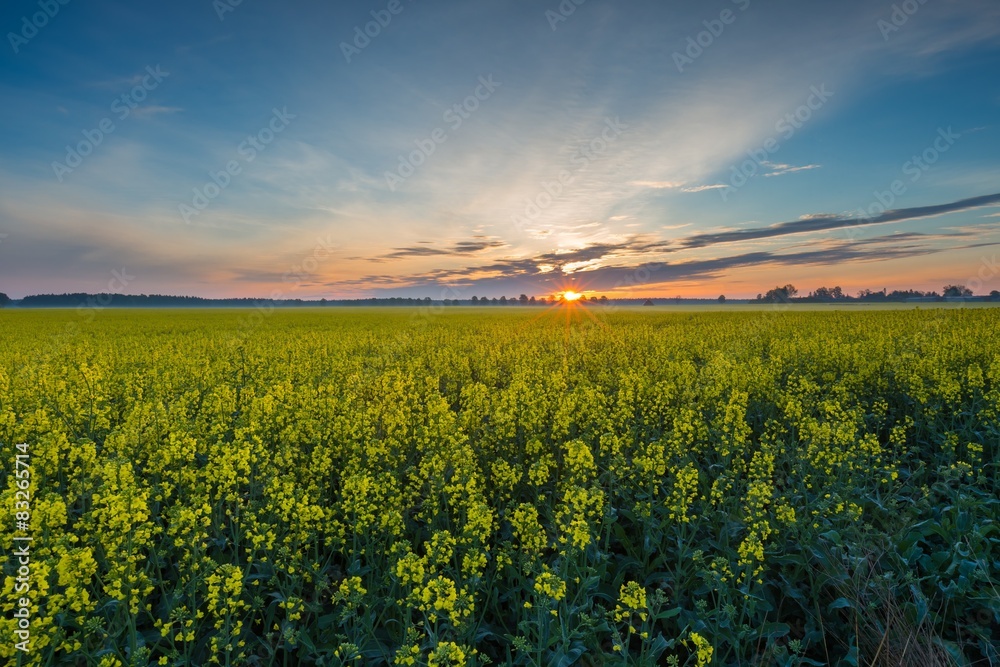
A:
[[1, 307, 997, 666]]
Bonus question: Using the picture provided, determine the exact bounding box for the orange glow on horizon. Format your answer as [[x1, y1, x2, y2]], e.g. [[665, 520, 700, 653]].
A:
[[562, 290, 583, 302]]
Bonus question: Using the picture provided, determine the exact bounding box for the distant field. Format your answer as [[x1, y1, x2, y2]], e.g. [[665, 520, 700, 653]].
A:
[[1, 308, 998, 666], [596, 302, 1000, 312]]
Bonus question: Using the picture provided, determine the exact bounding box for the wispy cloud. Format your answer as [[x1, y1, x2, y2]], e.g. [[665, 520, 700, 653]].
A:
[[339, 234, 990, 295], [372, 238, 507, 262], [680, 184, 730, 193], [676, 192, 1000, 249], [334, 192, 1000, 295], [632, 180, 685, 189], [761, 161, 822, 177], [131, 105, 183, 118]]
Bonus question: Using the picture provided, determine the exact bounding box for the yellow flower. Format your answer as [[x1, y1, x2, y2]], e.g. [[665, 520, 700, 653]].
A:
[[614, 581, 648, 626], [533, 568, 567, 602], [427, 641, 467, 666], [689, 632, 714, 667]]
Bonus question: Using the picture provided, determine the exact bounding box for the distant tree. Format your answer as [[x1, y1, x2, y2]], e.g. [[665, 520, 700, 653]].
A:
[[717, 294, 726, 303], [519, 294, 529, 305], [0, 292, 9, 308], [491, 298, 498, 304], [643, 299, 654, 306], [943, 284, 973, 298], [887, 289, 935, 301], [755, 293, 763, 301], [471, 296, 479, 303], [811, 286, 844, 300], [499, 296, 507, 304], [763, 285, 797, 303], [991, 290, 1000, 301], [599, 295, 608, 304], [529, 296, 536, 305]]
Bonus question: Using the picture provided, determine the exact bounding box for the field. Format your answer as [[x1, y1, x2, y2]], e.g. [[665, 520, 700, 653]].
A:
[[1, 307, 999, 666]]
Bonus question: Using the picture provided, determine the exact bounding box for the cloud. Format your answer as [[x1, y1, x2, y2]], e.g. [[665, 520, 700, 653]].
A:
[[376, 238, 507, 261], [631, 180, 684, 189], [676, 192, 1000, 249], [344, 237, 972, 296], [333, 192, 1000, 295], [131, 105, 183, 118], [633, 182, 752, 194], [761, 161, 822, 177], [680, 184, 730, 193]]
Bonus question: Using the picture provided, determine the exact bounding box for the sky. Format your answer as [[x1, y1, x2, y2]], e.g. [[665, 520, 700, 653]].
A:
[[1, 0, 999, 300]]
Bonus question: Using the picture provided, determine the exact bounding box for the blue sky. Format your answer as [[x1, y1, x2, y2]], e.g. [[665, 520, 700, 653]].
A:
[[1, 0, 999, 299]]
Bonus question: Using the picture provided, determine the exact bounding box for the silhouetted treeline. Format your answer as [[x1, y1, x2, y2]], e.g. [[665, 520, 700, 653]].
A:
[[10, 294, 449, 308], [2, 287, 998, 309], [753, 284, 1000, 304]]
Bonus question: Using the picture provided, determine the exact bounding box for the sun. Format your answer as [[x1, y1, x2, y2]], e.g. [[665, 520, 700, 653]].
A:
[[562, 290, 583, 302]]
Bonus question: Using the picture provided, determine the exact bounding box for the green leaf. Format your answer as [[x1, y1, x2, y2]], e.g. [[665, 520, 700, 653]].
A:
[[909, 584, 928, 624], [647, 633, 672, 659], [933, 638, 970, 667], [655, 606, 682, 621], [758, 622, 790, 639], [819, 530, 842, 546], [552, 645, 585, 667], [828, 597, 852, 612]]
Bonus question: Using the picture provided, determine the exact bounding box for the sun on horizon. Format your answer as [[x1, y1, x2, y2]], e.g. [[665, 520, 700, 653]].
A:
[[560, 290, 583, 302]]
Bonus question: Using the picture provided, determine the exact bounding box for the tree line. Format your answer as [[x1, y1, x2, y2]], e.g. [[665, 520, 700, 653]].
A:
[[1, 286, 998, 309], [752, 284, 1000, 304]]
